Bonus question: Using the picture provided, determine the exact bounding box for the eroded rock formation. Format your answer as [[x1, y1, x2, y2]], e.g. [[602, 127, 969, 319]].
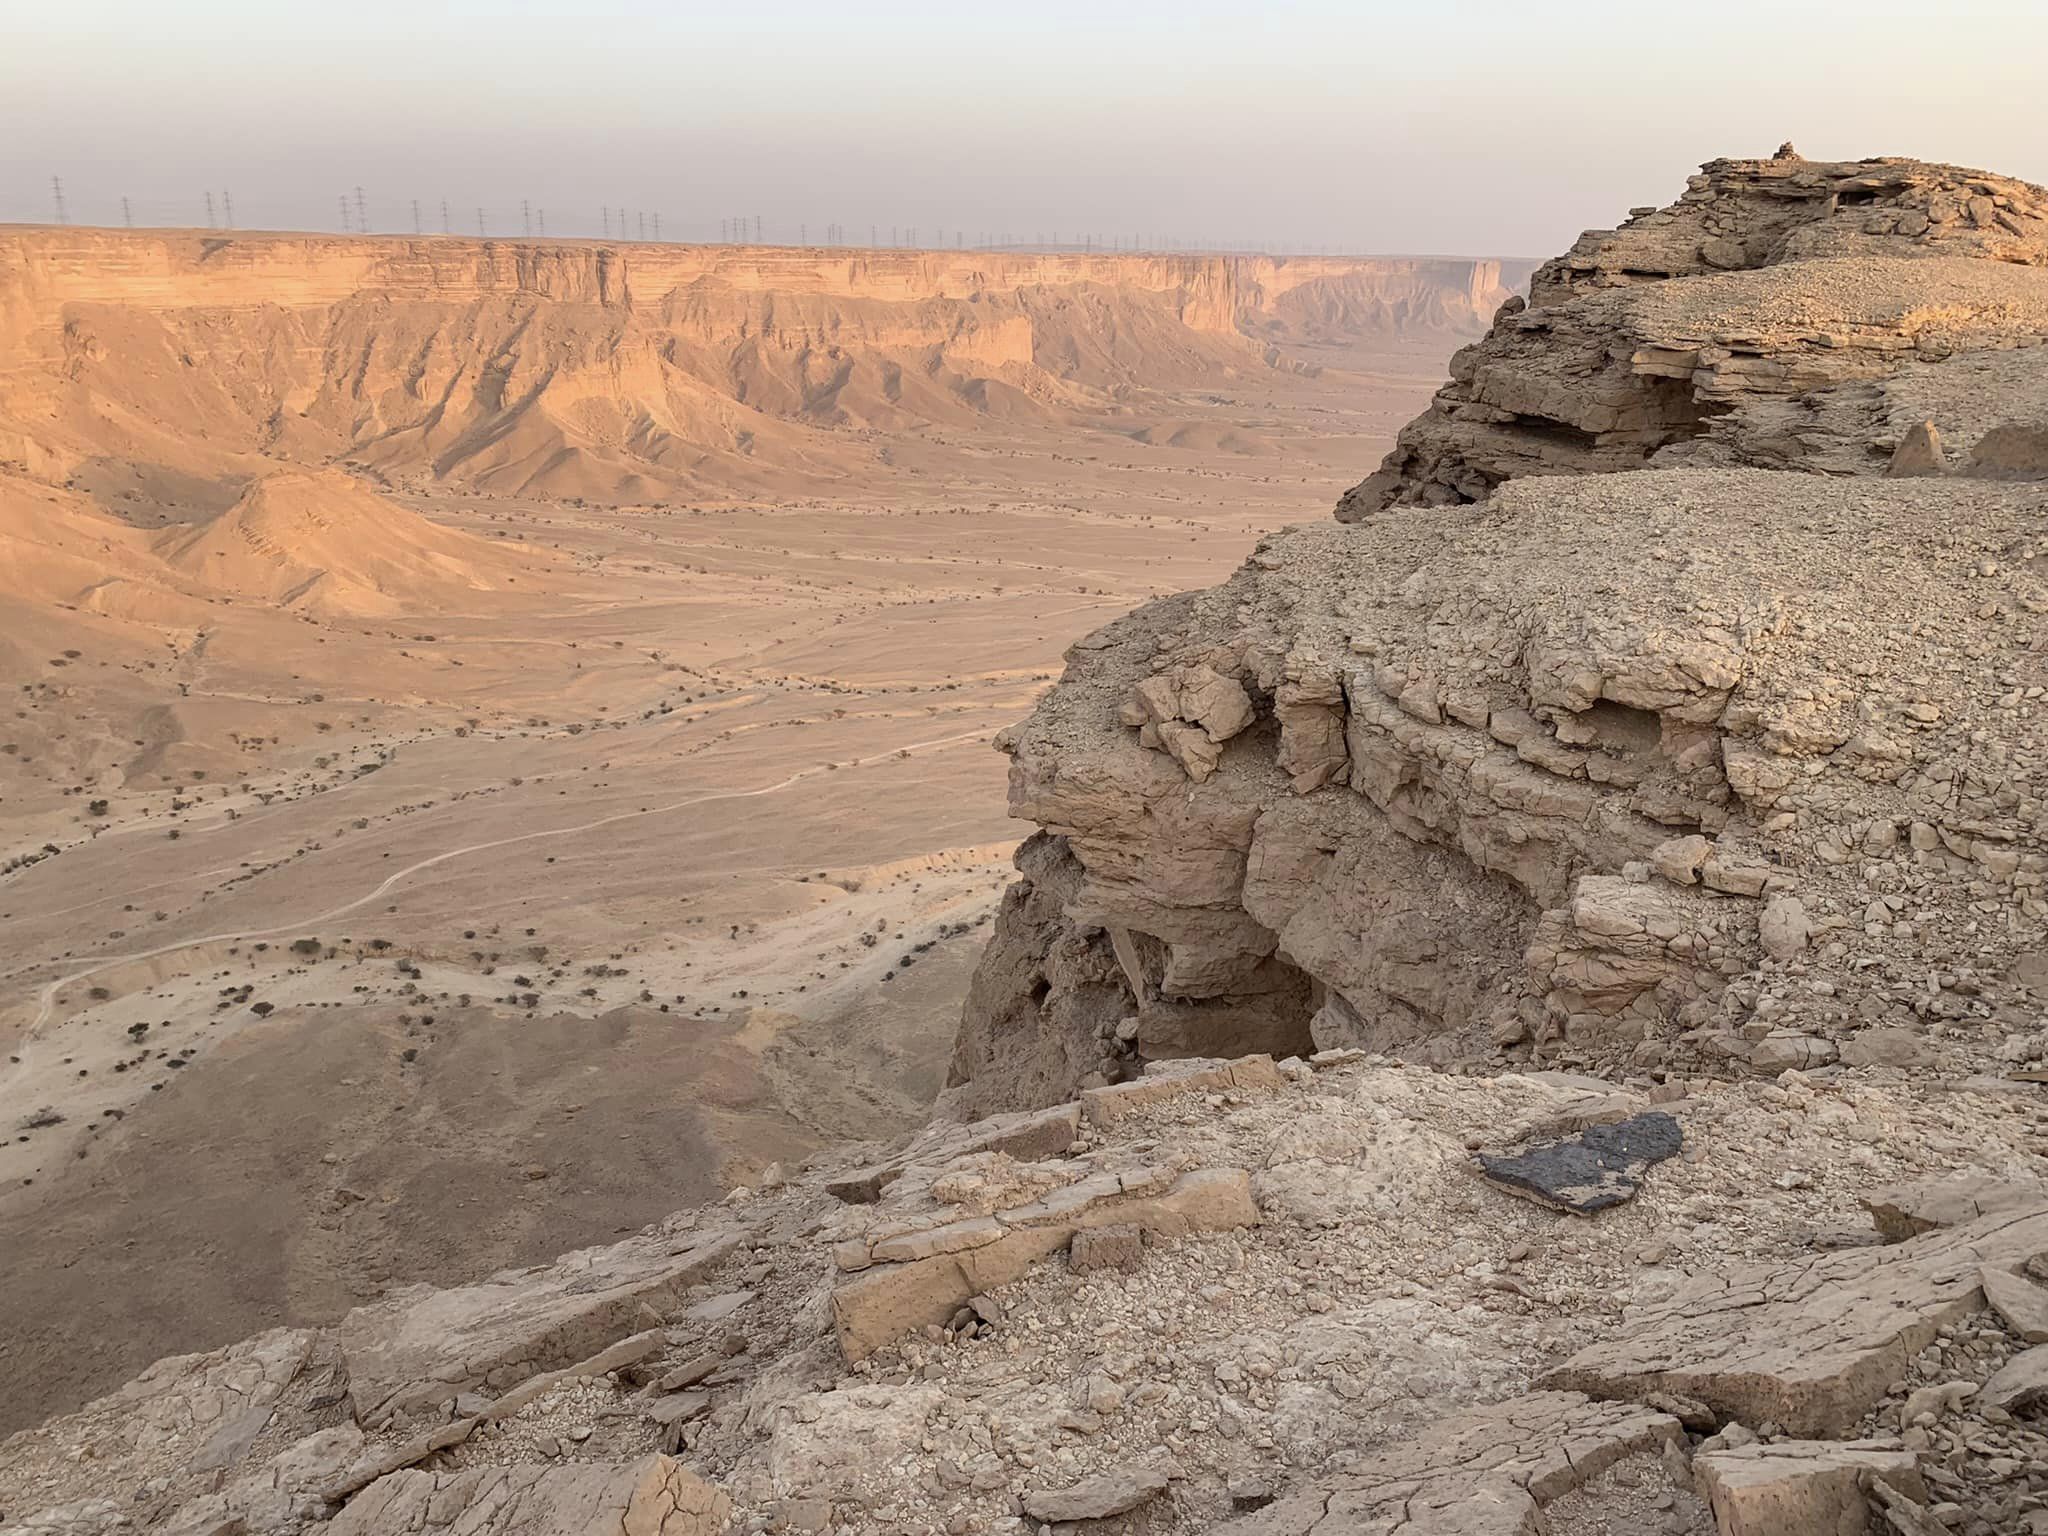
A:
[[1338, 152, 2048, 518], [947, 153, 2048, 1115], [0, 232, 1520, 503]]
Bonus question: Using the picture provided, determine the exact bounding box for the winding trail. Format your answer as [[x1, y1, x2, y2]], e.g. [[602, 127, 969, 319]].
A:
[[18, 725, 991, 1038]]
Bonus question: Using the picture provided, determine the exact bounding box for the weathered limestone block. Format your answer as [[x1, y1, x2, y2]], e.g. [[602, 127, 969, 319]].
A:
[[1069, 1223, 1145, 1274], [0, 1328, 332, 1535], [1209, 1391, 1682, 1534], [1525, 876, 1724, 1038], [1546, 1204, 2048, 1436], [1888, 419, 1947, 476], [1982, 1266, 2048, 1343], [830, 1167, 1258, 1361], [333, 1225, 740, 1426], [1121, 664, 1255, 782], [1080, 1054, 1285, 1128], [1023, 1466, 1170, 1523], [1694, 1439, 1925, 1536], [828, 1102, 1084, 1204], [1860, 1171, 2048, 1241], [1981, 1344, 2048, 1413], [1158, 719, 1222, 782], [1274, 670, 1349, 792], [327, 1456, 728, 1536]]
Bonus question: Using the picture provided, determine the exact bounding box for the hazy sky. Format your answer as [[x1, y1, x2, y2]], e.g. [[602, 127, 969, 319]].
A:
[[6, 0, 2046, 256]]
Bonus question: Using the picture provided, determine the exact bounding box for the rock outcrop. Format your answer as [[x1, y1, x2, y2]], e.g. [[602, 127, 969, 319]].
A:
[[1337, 152, 2048, 519], [947, 152, 2048, 1115]]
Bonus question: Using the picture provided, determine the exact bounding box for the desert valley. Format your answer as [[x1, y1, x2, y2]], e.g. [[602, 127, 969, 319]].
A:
[[0, 230, 1523, 1428]]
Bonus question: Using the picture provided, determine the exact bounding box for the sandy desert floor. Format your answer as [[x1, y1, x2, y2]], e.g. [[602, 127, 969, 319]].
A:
[[0, 341, 1449, 1429]]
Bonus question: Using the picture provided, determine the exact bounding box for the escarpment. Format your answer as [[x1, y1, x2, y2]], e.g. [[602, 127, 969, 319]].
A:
[[0, 232, 1518, 503], [945, 151, 2048, 1119], [1337, 149, 2048, 519]]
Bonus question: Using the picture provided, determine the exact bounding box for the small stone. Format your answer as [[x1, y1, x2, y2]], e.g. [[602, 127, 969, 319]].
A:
[[1652, 834, 1712, 886], [1889, 420, 1947, 477], [1758, 896, 1811, 959], [1069, 1224, 1144, 1275], [1022, 1468, 1169, 1523]]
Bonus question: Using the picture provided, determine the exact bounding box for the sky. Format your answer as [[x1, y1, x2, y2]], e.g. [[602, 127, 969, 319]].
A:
[[5, 0, 2047, 257]]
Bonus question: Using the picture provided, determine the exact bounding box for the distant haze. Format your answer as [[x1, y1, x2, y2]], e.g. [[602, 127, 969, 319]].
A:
[[7, 0, 2046, 257]]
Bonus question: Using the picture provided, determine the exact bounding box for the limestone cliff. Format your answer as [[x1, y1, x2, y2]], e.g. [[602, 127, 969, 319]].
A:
[[1337, 151, 2048, 518], [0, 232, 1518, 504], [946, 152, 2048, 1119]]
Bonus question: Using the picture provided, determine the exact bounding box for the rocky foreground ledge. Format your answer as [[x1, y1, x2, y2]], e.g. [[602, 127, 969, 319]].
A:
[[949, 150, 2048, 1112], [3, 1051, 2046, 1534]]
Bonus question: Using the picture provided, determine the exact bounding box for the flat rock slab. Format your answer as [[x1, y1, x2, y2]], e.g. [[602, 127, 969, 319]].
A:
[[328, 1455, 728, 1536], [1548, 1203, 2048, 1437], [334, 1225, 740, 1426], [1981, 1344, 2048, 1413], [1209, 1390, 1681, 1535], [1475, 1111, 1683, 1214], [1982, 1266, 2048, 1343], [1023, 1466, 1170, 1522], [831, 1167, 1257, 1362], [1694, 1439, 1925, 1536], [1081, 1054, 1283, 1129], [1861, 1171, 2047, 1241]]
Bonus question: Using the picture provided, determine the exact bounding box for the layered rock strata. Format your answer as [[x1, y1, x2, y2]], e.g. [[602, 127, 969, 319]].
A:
[[946, 153, 2048, 1117], [1337, 152, 2048, 519]]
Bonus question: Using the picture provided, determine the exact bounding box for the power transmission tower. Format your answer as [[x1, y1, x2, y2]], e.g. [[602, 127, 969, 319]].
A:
[[51, 175, 67, 225], [205, 191, 216, 228], [340, 194, 352, 232], [476, 207, 485, 236], [637, 210, 645, 240], [538, 208, 547, 237], [522, 199, 531, 236], [871, 224, 876, 247], [603, 208, 611, 238], [121, 196, 132, 228], [355, 186, 367, 232], [413, 199, 421, 234], [799, 223, 805, 246], [222, 189, 233, 227], [753, 214, 760, 242], [441, 199, 450, 234], [652, 211, 659, 241]]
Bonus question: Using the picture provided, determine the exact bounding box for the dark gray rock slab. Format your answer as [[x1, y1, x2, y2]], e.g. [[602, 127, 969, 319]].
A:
[[1475, 1111, 1682, 1214]]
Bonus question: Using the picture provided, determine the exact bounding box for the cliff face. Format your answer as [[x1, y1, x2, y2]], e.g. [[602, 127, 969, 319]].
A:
[[1337, 152, 2048, 518], [946, 153, 2048, 1119], [0, 232, 1517, 503]]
